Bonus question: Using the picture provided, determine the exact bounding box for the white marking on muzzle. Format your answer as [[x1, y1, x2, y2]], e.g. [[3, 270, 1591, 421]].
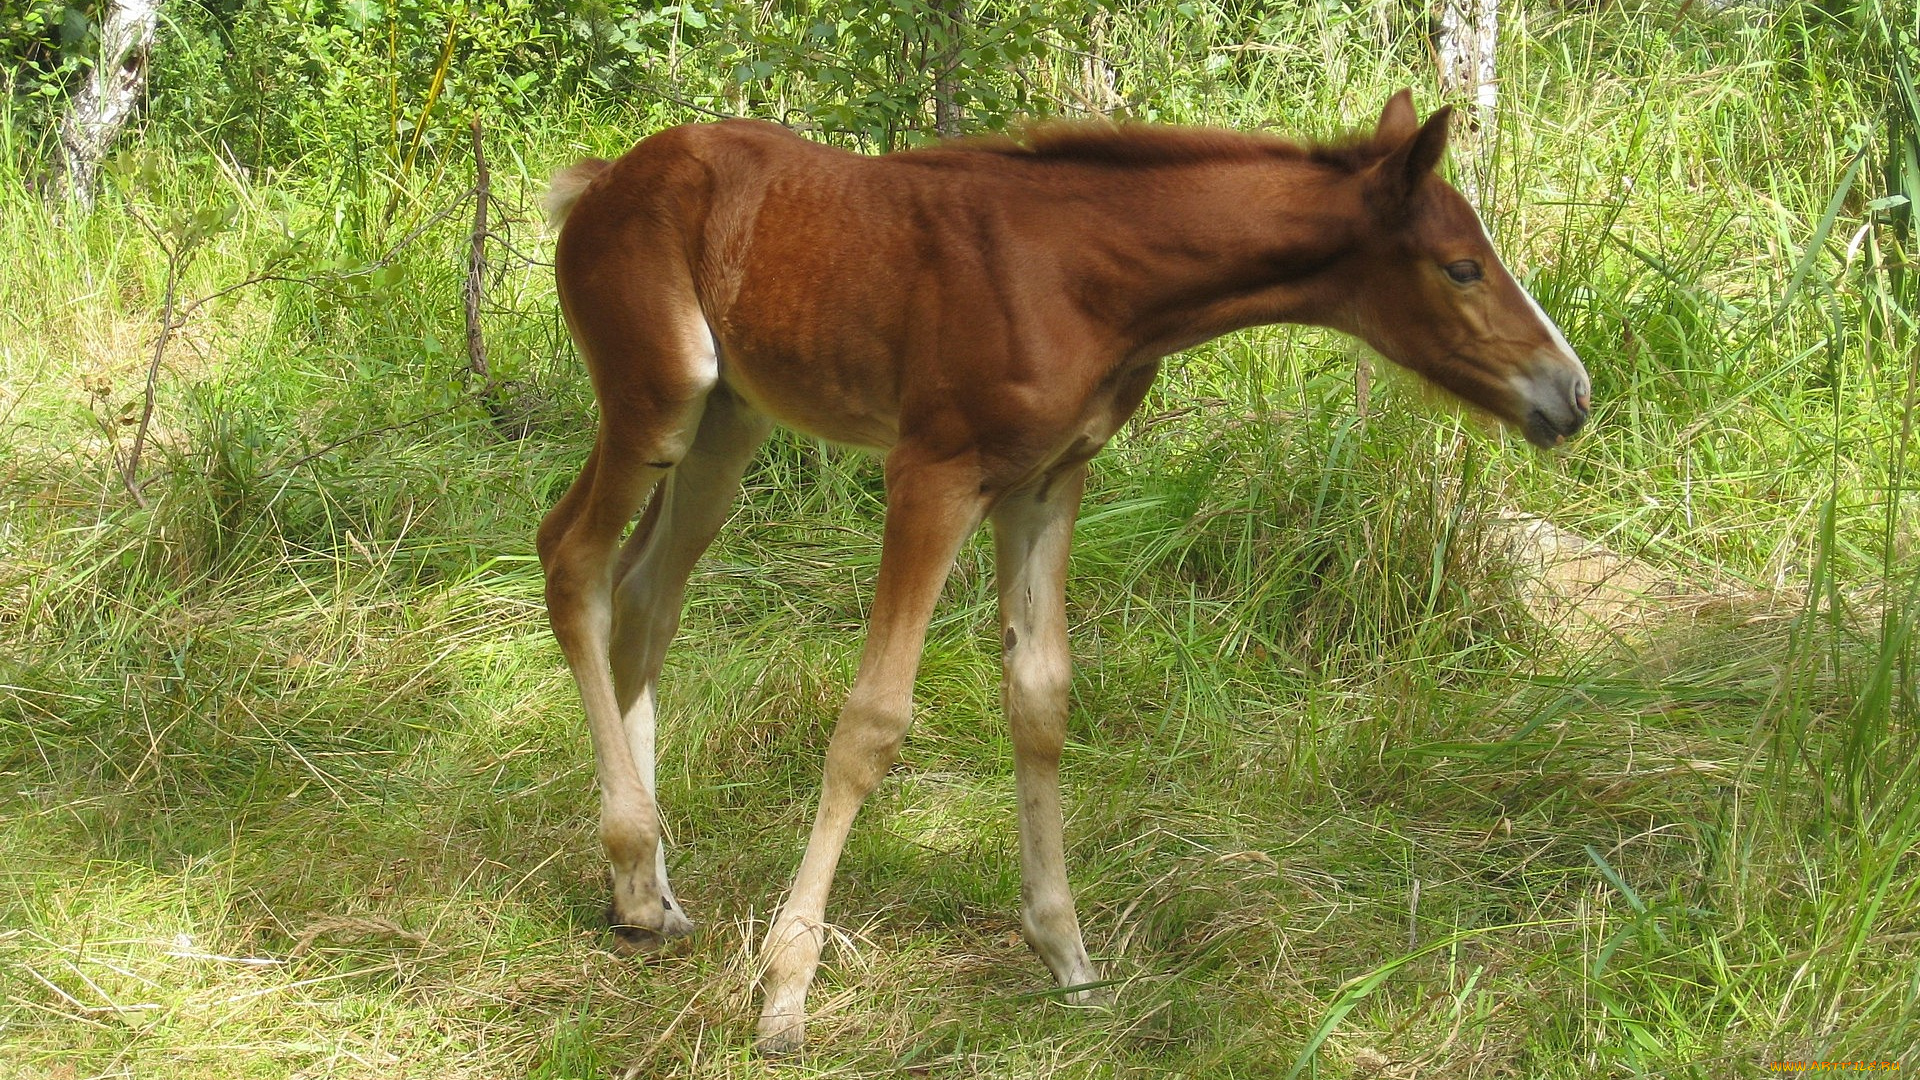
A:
[[1475, 215, 1581, 366], [1517, 281, 1578, 361]]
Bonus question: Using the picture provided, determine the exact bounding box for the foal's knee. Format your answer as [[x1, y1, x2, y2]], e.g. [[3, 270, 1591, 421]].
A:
[[1004, 646, 1070, 760], [822, 691, 914, 796]]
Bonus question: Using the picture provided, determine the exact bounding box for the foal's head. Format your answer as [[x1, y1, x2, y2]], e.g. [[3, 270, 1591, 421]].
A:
[[1333, 92, 1590, 449]]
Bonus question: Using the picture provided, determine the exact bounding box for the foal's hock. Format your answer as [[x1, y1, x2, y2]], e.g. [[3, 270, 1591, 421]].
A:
[[537, 90, 1590, 1053]]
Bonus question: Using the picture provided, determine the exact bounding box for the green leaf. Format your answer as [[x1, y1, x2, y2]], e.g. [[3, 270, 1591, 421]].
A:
[[1778, 146, 1868, 317], [59, 6, 88, 45], [191, 202, 237, 234], [1583, 845, 1647, 914]]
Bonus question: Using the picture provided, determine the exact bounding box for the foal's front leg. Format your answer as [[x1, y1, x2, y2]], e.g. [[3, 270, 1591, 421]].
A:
[[756, 451, 990, 1054], [992, 466, 1100, 997]]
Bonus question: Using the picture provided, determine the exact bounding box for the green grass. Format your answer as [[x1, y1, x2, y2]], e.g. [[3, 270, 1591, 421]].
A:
[[3, 1, 1917, 1076]]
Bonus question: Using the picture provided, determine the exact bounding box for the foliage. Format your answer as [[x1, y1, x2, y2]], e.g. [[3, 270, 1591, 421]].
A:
[[128, 0, 1093, 180], [717, 0, 1090, 149], [2, 0, 96, 130], [1850, 0, 1918, 244]]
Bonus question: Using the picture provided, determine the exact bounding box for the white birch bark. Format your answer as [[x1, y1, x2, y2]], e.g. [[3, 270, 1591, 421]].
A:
[[50, 0, 161, 212], [1078, 8, 1118, 117], [1436, 0, 1498, 206]]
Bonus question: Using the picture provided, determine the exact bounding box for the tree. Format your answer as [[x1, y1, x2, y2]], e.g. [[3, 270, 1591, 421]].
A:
[[47, 0, 160, 212], [931, 0, 967, 138], [1435, 0, 1497, 206]]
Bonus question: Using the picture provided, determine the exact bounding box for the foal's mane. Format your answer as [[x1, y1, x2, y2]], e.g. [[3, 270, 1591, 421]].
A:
[[939, 122, 1388, 173]]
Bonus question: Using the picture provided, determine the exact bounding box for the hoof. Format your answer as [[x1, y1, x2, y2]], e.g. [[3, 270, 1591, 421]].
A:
[[605, 900, 695, 957], [754, 1013, 805, 1056], [1062, 981, 1113, 1007]]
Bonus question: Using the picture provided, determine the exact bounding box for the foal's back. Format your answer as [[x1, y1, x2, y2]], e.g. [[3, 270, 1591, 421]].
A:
[[558, 120, 1147, 454]]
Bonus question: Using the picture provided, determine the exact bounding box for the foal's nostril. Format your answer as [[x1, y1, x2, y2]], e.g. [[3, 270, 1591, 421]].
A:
[[1520, 364, 1591, 448]]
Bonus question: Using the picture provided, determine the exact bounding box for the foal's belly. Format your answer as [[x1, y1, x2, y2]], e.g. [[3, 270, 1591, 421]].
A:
[[713, 333, 903, 451]]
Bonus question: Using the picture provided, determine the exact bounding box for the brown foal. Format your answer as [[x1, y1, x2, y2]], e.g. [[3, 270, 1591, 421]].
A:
[[537, 90, 1589, 1053]]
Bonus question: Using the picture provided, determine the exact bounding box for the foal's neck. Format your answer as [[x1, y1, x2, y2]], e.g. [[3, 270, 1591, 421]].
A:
[[1066, 158, 1363, 363]]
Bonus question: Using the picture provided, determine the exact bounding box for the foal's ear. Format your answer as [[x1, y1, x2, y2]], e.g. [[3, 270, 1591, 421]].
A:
[[1401, 106, 1453, 178], [1375, 89, 1419, 146], [1368, 104, 1453, 216]]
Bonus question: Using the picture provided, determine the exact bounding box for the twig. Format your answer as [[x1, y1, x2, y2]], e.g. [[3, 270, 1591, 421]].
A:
[[175, 270, 352, 318], [649, 86, 745, 122], [465, 116, 491, 389], [482, 230, 553, 269], [110, 183, 478, 505], [378, 188, 477, 265], [465, 117, 527, 439], [120, 213, 179, 509], [269, 401, 469, 476]]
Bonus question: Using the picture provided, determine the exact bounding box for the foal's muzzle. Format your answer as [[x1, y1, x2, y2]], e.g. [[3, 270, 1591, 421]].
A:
[[1516, 356, 1591, 450]]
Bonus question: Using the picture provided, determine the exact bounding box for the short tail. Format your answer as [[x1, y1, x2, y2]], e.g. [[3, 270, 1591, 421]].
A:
[[544, 157, 612, 231]]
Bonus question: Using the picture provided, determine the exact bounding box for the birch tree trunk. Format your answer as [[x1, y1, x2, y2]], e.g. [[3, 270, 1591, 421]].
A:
[[1435, 0, 1497, 206], [1079, 8, 1119, 117], [930, 0, 967, 138], [49, 0, 161, 212]]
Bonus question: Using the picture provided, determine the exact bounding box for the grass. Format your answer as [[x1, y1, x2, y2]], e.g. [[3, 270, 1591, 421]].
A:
[[2, 1, 1917, 1076]]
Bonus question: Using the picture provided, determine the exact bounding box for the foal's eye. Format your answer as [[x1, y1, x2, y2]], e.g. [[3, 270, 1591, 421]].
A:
[[1446, 260, 1484, 284]]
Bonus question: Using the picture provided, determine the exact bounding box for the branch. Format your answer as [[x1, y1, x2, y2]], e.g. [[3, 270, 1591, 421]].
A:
[[376, 188, 473, 266], [269, 401, 470, 476], [464, 117, 526, 439], [120, 241, 177, 508], [465, 116, 490, 387]]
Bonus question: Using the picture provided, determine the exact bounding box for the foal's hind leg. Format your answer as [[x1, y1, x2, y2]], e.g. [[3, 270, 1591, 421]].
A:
[[992, 466, 1101, 998], [537, 330, 717, 953], [605, 387, 771, 951]]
